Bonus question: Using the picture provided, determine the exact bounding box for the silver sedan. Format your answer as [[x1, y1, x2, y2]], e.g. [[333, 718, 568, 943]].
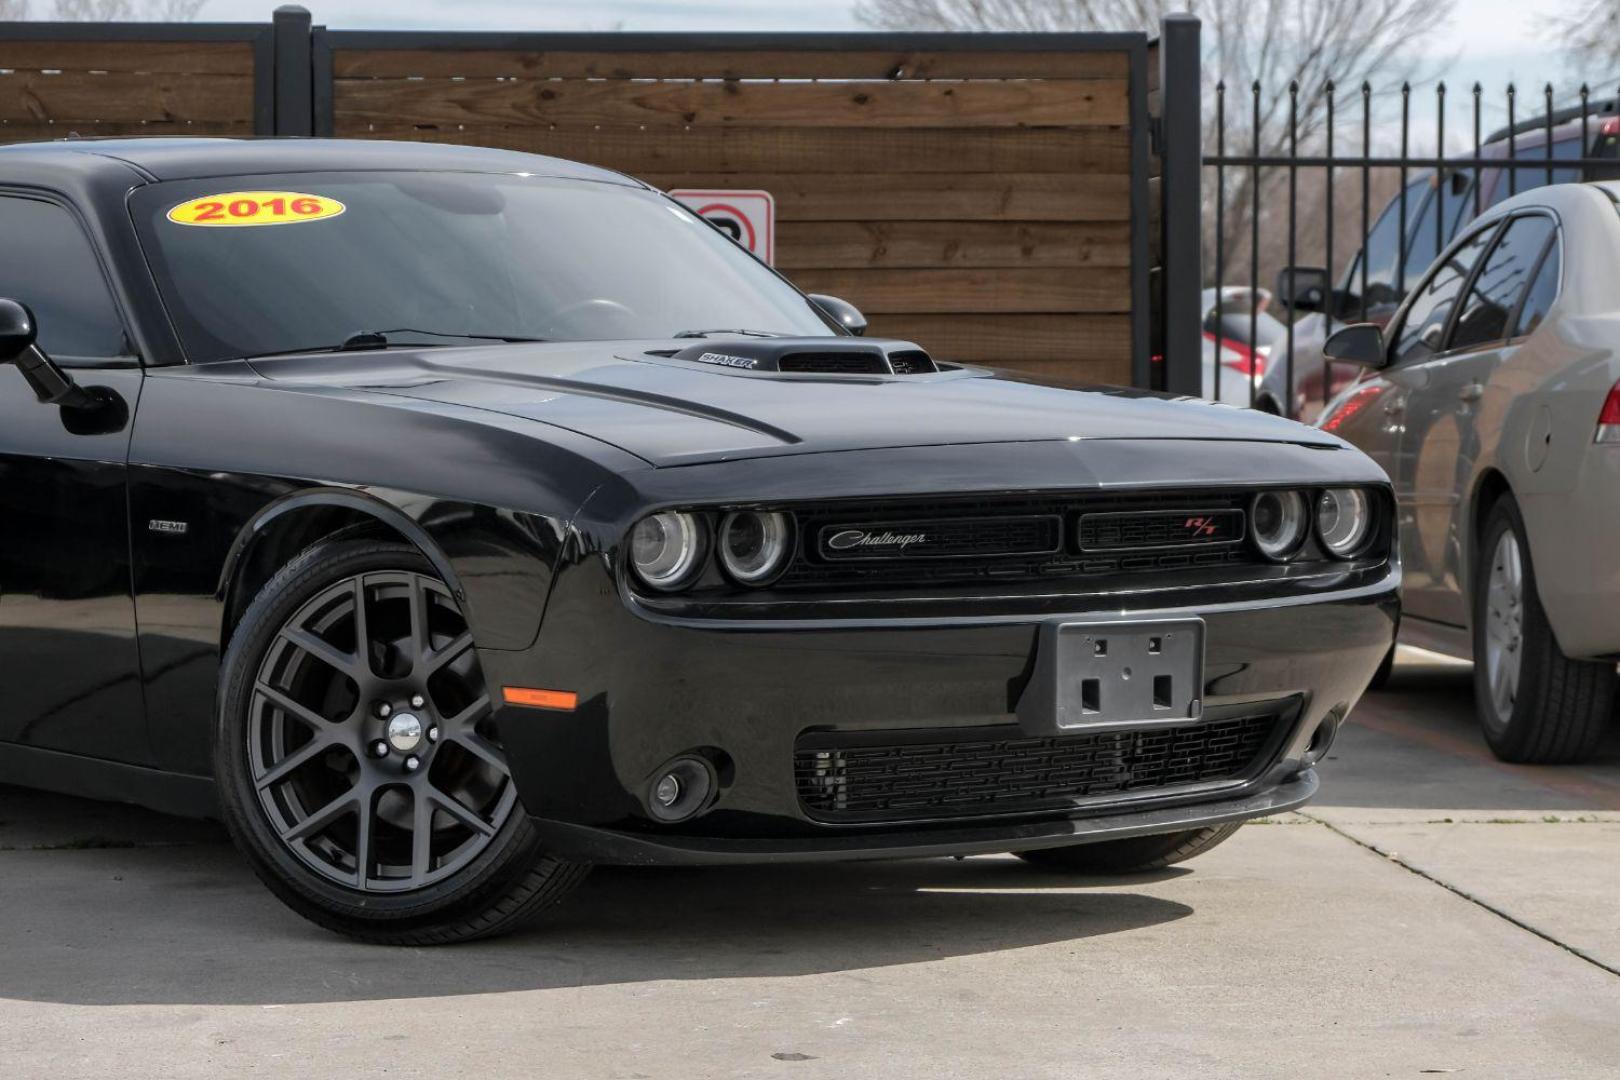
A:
[[1316, 181, 1620, 763]]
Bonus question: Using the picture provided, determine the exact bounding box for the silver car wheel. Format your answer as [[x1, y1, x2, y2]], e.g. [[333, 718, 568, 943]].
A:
[[1482, 530, 1524, 724]]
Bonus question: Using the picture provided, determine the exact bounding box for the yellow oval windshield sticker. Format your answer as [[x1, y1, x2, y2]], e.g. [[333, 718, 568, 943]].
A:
[[167, 191, 346, 228]]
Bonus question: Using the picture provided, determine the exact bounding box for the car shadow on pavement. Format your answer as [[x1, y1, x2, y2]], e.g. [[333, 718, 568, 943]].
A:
[[1316, 652, 1620, 812], [0, 786, 1193, 1008]]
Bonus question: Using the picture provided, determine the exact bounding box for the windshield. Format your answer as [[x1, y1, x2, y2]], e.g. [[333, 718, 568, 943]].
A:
[[131, 171, 834, 363]]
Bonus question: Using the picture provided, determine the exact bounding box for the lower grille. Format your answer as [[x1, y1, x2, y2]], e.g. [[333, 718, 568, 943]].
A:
[[794, 713, 1283, 823]]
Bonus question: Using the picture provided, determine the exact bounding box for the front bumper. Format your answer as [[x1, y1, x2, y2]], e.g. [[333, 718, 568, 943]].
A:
[[477, 552, 1397, 866]]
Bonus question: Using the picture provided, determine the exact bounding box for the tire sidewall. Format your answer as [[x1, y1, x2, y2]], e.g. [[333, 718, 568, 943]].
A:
[[215, 539, 544, 926]]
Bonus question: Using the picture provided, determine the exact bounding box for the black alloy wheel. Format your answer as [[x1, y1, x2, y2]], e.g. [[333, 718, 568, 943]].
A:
[[217, 538, 588, 944]]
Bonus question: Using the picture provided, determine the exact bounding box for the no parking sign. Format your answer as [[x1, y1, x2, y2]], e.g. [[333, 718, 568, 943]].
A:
[[668, 189, 775, 265]]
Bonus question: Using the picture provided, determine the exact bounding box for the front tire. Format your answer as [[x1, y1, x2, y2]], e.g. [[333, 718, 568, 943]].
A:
[[1473, 497, 1614, 764], [215, 538, 589, 944], [1014, 823, 1243, 873]]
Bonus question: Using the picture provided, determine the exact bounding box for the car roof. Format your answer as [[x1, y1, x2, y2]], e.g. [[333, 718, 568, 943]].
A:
[[0, 136, 643, 187]]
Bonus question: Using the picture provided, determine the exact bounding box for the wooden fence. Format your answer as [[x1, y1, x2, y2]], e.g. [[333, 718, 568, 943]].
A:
[[0, 6, 1205, 391]]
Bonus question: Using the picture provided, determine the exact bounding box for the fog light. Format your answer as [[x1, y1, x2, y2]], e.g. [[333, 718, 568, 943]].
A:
[[646, 756, 716, 822]]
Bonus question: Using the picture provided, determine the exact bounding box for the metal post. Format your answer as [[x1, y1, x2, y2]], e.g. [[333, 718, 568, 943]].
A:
[[1158, 13, 1202, 398], [273, 4, 314, 137]]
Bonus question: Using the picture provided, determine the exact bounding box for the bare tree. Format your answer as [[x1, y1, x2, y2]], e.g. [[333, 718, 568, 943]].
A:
[[1, 0, 207, 17], [1548, 1, 1620, 69], [854, 0, 1454, 286]]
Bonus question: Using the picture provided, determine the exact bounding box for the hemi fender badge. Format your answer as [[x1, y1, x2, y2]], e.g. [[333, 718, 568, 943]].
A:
[[503, 687, 579, 711], [148, 519, 189, 535]]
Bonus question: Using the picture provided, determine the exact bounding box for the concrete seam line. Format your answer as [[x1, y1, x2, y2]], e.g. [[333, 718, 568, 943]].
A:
[[1299, 810, 1620, 981]]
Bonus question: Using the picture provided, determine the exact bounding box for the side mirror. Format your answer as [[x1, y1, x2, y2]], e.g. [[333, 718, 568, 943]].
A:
[[1275, 266, 1331, 312], [0, 298, 100, 410], [1323, 322, 1387, 368], [0, 296, 37, 360], [808, 293, 867, 337]]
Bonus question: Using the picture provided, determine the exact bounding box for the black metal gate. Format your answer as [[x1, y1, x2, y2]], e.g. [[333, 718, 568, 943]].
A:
[[1203, 80, 1620, 420]]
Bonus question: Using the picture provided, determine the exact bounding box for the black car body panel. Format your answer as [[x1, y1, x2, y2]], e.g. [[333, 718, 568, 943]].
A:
[[0, 138, 1398, 868]]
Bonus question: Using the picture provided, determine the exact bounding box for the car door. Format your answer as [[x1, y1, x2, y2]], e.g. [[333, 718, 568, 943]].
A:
[[0, 194, 148, 763], [1367, 222, 1500, 615], [1395, 212, 1558, 626]]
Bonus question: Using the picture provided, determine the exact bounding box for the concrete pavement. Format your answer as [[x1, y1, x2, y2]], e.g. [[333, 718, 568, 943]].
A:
[[2, 648, 1618, 1079]]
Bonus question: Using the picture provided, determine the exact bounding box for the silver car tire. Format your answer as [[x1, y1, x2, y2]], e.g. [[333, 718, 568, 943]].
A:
[[1471, 496, 1614, 764]]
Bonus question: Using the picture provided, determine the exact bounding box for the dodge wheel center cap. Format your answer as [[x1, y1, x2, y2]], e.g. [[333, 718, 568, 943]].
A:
[[386, 713, 424, 753]]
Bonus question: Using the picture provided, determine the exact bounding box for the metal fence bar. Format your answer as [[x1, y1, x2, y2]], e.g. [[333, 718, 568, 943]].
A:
[[1214, 81, 1226, 405], [1158, 13, 1203, 397], [1202, 74, 1620, 420], [272, 4, 313, 136]]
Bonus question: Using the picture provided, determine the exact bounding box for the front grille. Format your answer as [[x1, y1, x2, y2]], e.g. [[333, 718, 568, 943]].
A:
[[1077, 508, 1245, 552], [778, 490, 1261, 590], [794, 713, 1282, 823]]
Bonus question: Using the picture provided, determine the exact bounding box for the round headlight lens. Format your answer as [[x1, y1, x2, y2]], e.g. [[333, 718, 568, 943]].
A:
[[718, 510, 793, 585], [1316, 488, 1373, 558], [1250, 490, 1309, 561], [629, 512, 706, 591]]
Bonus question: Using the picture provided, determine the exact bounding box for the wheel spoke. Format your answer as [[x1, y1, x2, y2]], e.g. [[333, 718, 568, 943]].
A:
[[445, 692, 491, 732], [421, 630, 474, 677], [411, 788, 435, 882], [407, 574, 433, 666], [428, 786, 497, 838], [351, 575, 374, 680], [281, 790, 357, 843], [282, 625, 363, 682], [256, 732, 336, 790], [254, 680, 332, 733], [353, 790, 375, 888], [454, 730, 508, 772]]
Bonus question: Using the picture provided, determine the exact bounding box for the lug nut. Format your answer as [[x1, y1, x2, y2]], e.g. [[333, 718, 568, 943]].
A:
[[427, 726, 439, 743], [410, 694, 426, 709], [375, 701, 392, 719], [371, 740, 389, 758], [404, 755, 421, 772]]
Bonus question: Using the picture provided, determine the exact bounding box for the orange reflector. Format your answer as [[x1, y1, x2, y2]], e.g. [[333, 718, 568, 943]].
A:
[[502, 686, 579, 711]]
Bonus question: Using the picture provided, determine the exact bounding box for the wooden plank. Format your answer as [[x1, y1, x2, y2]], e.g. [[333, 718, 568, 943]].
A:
[[0, 41, 253, 75], [784, 268, 1131, 313], [774, 220, 1130, 269], [334, 76, 1129, 129], [332, 122, 1131, 174], [637, 172, 1130, 221], [332, 47, 1131, 81], [867, 313, 1131, 363], [0, 71, 253, 123], [0, 119, 253, 142], [973, 354, 1129, 384]]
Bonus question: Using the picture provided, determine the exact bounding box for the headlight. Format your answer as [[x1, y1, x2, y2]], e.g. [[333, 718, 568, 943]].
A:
[[1250, 490, 1309, 561], [718, 510, 793, 585], [1316, 488, 1373, 558], [629, 512, 706, 591]]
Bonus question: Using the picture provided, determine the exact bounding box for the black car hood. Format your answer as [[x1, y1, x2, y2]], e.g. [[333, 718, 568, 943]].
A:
[[247, 340, 1342, 467]]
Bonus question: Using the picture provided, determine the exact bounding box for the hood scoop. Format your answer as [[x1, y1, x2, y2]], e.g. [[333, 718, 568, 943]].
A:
[[664, 337, 938, 376]]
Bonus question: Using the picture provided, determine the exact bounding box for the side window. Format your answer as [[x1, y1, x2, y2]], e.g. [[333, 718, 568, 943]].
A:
[[1344, 177, 1433, 312], [1390, 226, 1494, 366], [1512, 237, 1561, 337], [0, 197, 127, 359], [1447, 215, 1557, 352], [1483, 138, 1582, 210]]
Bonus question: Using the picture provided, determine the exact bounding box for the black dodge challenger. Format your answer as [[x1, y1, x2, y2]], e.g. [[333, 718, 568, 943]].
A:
[[0, 138, 1397, 944]]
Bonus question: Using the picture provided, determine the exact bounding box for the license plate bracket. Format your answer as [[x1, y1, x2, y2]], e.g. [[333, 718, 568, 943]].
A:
[[1015, 619, 1205, 734]]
